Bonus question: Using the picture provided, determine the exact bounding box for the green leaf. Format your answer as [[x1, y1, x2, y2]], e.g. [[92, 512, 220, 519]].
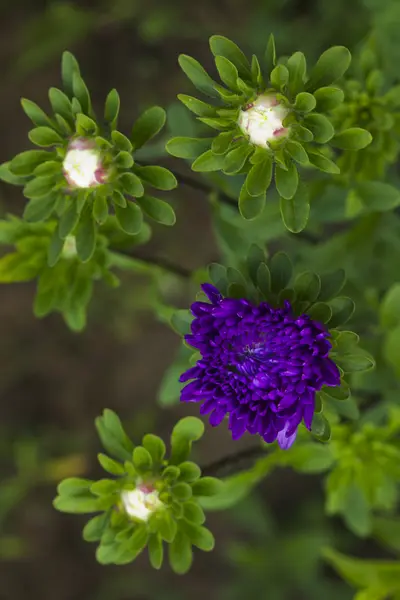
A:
[[180, 521, 215, 551], [90, 479, 120, 496], [21, 98, 52, 127], [148, 534, 163, 569], [97, 454, 125, 476], [192, 150, 225, 172], [134, 166, 177, 191], [169, 531, 193, 574], [131, 106, 166, 149], [257, 262, 272, 296], [118, 172, 144, 198], [23, 175, 56, 199], [307, 302, 332, 324], [223, 144, 252, 175], [264, 34, 276, 76], [336, 354, 375, 373], [177, 94, 216, 117], [142, 434, 166, 464], [104, 89, 120, 129], [285, 141, 308, 166], [170, 417, 205, 465], [136, 195, 175, 226], [246, 244, 267, 286], [331, 128, 372, 150], [285, 443, 334, 473], [328, 297, 355, 327], [245, 156, 273, 196], [47, 228, 65, 267], [280, 184, 310, 233], [286, 51, 307, 95], [311, 413, 331, 441], [83, 512, 110, 542], [215, 56, 239, 90], [306, 46, 351, 91], [75, 212, 96, 262], [53, 494, 103, 514], [58, 202, 79, 238], [270, 64, 289, 90], [275, 162, 299, 200], [166, 137, 213, 159], [211, 131, 236, 155], [75, 113, 98, 136], [0, 162, 29, 185], [61, 51, 81, 98], [48, 87, 73, 122], [191, 477, 223, 497], [178, 54, 219, 98], [178, 462, 201, 483], [182, 502, 205, 524], [10, 150, 55, 176], [313, 86, 344, 112], [171, 309, 193, 335], [209, 35, 250, 78], [269, 252, 292, 293], [23, 194, 57, 222], [318, 269, 346, 301], [171, 482, 192, 501], [132, 446, 153, 472], [111, 130, 133, 152], [238, 180, 266, 220], [72, 72, 91, 115], [115, 200, 143, 235], [384, 325, 400, 377], [95, 409, 134, 462], [93, 194, 108, 225], [156, 511, 177, 543], [294, 92, 316, 112], [380, 284, 400, 330], [293, 271, 321, 302], [304, 113, 335, 143], [28, 127, 64, 147], [342, 484, 371, 537], [323, 547, 400, 591], [307, 149, 340, 174], [355, 182, 400, 211]]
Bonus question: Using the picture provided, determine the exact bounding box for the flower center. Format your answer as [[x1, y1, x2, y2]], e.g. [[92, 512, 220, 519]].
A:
[[63, 139, 107, 188], [121, 486, 163, 522], [236, 341, 273, 376], [238, 94, 290, 148]]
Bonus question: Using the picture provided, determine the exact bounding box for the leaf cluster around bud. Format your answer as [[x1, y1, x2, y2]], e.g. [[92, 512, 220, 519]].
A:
[[324, 409, 400, 538], [170, 245, 375, 443], [0, 216, 149, 331], [166, 34, 372, 229], [0, 51, 177, 263], [53, 410, 223, 573], [331, 43, 400, 183]]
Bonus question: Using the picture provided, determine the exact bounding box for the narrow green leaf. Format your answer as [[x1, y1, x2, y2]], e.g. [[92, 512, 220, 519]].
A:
[[306, 46, 351, 91], [166, 137, 213, 159], [131, 106, 166, 149], [178, 54, 219, 98], [136, 195, 175, 226], [115, 201, 143, 235]]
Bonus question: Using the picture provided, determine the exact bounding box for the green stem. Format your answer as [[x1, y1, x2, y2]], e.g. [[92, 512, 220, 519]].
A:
[[201, 445, 269, 478], [108, 250, 192, 278]]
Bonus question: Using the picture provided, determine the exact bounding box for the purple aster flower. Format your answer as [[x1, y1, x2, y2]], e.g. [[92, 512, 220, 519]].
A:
[[179, 283, 340, 450]]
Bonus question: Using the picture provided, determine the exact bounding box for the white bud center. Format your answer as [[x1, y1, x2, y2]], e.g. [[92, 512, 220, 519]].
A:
[[238, 95, 290, 148], [63, 140, 104, 188], [121, 488, 163, 522]]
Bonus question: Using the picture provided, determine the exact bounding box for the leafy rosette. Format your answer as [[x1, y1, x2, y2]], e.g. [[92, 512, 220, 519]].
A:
[[53, 411, 222, 573], [0, 51, 177, 262], [166, 34, 372, 229], [0, 215, 149, 331]]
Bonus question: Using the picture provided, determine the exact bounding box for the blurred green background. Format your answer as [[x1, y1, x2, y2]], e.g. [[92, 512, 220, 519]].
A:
[[0, 0, 399, 598]]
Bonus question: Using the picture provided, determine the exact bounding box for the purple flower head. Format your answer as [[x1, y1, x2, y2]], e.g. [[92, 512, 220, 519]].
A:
[[179, 284, 340, 450]]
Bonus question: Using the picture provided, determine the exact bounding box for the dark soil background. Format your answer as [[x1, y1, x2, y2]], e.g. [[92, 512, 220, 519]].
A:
[[0, 1, 381, 599]]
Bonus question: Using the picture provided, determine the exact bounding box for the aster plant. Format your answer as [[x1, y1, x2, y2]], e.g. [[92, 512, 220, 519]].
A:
[[166, 34, 372, 228], [54, 410, 222, 573], [0, 51, 177, 263], [2, 19, 400, 593]]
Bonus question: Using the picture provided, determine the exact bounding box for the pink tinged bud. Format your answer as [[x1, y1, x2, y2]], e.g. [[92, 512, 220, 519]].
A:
[[238, 94, 290, 149], [63, 138, 107, 189], [121, 486, 163, 522]]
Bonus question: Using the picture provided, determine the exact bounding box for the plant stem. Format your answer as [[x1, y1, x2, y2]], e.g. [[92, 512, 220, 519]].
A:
[[201, 445, 269, 478], [108, 250, 192, 278]]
